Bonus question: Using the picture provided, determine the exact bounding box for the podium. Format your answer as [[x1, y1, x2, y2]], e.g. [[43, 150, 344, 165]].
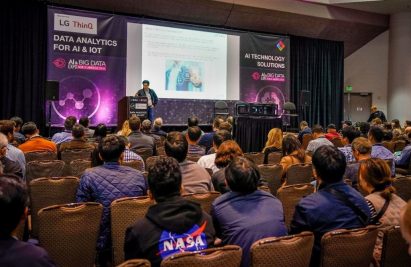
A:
[[118, 96, 148, 126]]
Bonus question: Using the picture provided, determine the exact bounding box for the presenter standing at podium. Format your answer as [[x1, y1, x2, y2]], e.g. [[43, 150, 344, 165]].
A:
[[135, 80, 158, 123]]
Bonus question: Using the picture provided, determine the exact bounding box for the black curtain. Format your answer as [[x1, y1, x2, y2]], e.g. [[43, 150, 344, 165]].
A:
[[290, 35, 344, 129], [0, 0, 47, 133]]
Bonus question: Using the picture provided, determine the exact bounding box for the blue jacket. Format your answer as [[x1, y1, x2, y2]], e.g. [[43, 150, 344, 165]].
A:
[[198, 132, 215, 153], [298, 127, 312, 143], [290, 181, 370, 267], [136, 88, 158, 106], [211, 190, 287, 267], [76, 162, 147, 251], [395, 144, 411, 167]]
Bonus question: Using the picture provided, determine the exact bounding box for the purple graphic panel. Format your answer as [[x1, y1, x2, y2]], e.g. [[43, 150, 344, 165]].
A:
[[47, 7, 126, 126]]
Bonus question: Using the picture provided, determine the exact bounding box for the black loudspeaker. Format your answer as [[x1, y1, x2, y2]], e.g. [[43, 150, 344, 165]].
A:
[[300, 90, 311, 106], [45, 80, 59, 100]]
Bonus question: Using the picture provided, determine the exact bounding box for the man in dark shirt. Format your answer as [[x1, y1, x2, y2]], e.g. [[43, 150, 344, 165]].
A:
[[128, 116, 156, 155], [198, 117, 224, 153], [186, 126, 206, 156], [290, 145, 371, 267], [0, 177, 55, 267], [124, 156, 215, 267], [298, 120, 312, 143], [367, 105, 387, 123]]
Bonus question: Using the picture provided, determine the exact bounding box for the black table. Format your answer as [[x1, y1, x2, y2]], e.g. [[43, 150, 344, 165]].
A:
[[234, 116, 283, 153]]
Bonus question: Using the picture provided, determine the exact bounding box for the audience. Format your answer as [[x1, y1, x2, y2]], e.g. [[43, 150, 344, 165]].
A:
[[400, 200, 411, 255], [182, 116, 204, 136], [290, 145, 371, 267], [197, 130, 232, 174], [79, 116, 94, 138], [150, 117, 167, 138], [367, 105, 387, 123], [262, 128, 282, 164], [165, 131, 213, 193], [93, 123, 108, 143], [359, 158, 406, 265], [344, 137, 372, 190], [124, 156, 215, 267], [325, 124, 340, 141], [391, 119, 402, 132], [10, 116, 25, 145], [186, 126, 206, 156], [141, 119, 160, 142], [359, 121, 371, 138], [58, 124, 95, 155], [0, 120, 26, 178], [128, 117, 156, 155], [118, 136, 145, 168], [76, 135, 147, 267], [298, 120, 311, 143], [368, 126, 395, 175], [18, 122, 57, 153], [211, 157, 287, 267], [51, 116, 76, 145], [212, 140, 244, 193], [306, 125, 333, 155], [404, 121, 411, 134], [280, 134, 311, 177], [394, 132, 411, 169], [0, 133, 23, 179], [0, 178, 56, 267], [341, 120, 352, 129], [117, 120, 131, 137], [338, 126, 361, 162], [198, 117, 224, 152]]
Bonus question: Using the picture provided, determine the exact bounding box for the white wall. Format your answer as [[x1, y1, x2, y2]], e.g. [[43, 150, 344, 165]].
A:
[[344, 30, 389, 116]]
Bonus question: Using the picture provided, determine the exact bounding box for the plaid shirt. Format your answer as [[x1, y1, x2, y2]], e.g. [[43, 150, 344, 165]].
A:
[[124, 148, 145, 169]]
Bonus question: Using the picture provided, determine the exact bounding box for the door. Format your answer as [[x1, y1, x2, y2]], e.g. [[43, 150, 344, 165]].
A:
[[344, 93, 372, 123]]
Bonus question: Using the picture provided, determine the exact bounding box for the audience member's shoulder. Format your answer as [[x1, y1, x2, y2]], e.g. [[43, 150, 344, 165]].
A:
[[3, 239, 55, 267]]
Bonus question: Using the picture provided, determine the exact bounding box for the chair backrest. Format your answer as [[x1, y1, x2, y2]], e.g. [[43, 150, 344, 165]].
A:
[[380, 225, 411, 267], [111, 196, 154, 266], [60, 149, 93, 175], [29, 177, 79, 237], [320, 226, 379, 267], [69, 159, 91, 177], [24, 151, 57, 163], [301, 134, 313, 150], [160, 245, 242, 267], [183, 192, 221, 214], [250, 232, 314, 267], [267, 152, 282, 164], [38, 202, 103, 267], [122, 160, 145, 172], [382, 141, 395, 153], [145, 156, 161, 170], [286, 163, 313, 185], [257, 164, 283, 196], [331, 138, 344, 148], [277, 183, 315, 230], [116, 259, 151, 267], [135, 148, 154, 163], [394, 140, 407, 152], [393, 176, 411, 201], [244, 152, 265, 165], [26, 160, 65, 182]]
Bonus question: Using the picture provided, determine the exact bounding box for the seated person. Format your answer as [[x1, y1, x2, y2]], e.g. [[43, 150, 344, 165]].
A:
[[369, 126, 395, 175], [0, 177, 55, 267], [280, 134, 311, 177], [338, 126, 361, 163], [306, 125, 333, 155], [211, 157, 287, 267], [117, 120, 131, 137], [212, 140, 243, 193], [198, 117, 224, 153], [344, 137, 372, 190], [58, 124, 95, 156], [262, 128, 282, 164], [118, 136, 145, 169], [141, 119, 161, 142], [0, 120, 26, 178], [400, 200, 411, 255], [124, 156, 215, 267], [358, 158, 406, 265], [18, 122, 57, 153], [76, 135, 147, 266], [51, 116, 77, 145], [79, 116, 94, 138], [182, 116, 204, 136], [186, 126, 206, 157], [325, 124, 340, 141], [0, 133, 23, 179], [298, 121, 311, 143], [150, 117, 167, 138], [290, 145, 371, 267], [197, 130, 231, 174], [10, 116, 25, 145], [165, 132, 213, 193], [394, 132, 411, 168], [128, 117, 156, 155]]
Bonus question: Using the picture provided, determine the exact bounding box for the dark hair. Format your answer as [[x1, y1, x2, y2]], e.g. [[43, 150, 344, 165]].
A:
[[383, 130, 393, 141], [391, 119, 400, 128], [142, 80, 150, 85], [0, 178, 28, 237], [383, 122, 393, 131], [406, 120, 411, 127], [98, 135, 125, 162], [225, 157, 260, 194], [21, 122, 37, 136], [72, 124, 85, 139], [369, 126, 385, 143], [327, 124, 336, 130], [129, 117, 141, 131], [187, 126, 202, 142], [118, 135, 130, 146], [282, 134, 305, 162], [215, 140, 243, 168], [359, 158, 394, 201], [341, 126, 360, 144], [165, 132, 188, 163], [148, 156, 182, 202], [79, 117, 90, 128], [359, 122, 371, 136], [93, 123, 107, 139], [312, 125, 324, 134], [188, 116, 199, 127], [312, 145, 346, 184], [213, 130, 232, 148], [10, 117, 23, 128], [64, 116, 77, 131], [0, 120, 15, 136], [342, 120, 352, 126]]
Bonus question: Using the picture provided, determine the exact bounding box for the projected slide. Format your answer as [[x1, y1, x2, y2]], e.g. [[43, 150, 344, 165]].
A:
[[141, 24, 227, 99]]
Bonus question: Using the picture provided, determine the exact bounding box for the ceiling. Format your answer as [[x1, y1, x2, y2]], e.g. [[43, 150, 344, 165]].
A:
[[46, 0, 391, 57], [308, 0, 411, 14]]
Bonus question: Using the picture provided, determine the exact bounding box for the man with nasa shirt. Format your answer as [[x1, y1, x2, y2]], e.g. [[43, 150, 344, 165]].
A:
[[124, 156, 215, 267]]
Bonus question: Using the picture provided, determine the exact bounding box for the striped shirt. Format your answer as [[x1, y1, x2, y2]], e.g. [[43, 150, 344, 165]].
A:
[[124, 149, 145, 169]]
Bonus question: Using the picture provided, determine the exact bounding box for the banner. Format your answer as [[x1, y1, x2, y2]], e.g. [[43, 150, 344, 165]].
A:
[[47, 7, 126, 126], [240, 33, 290, 116]]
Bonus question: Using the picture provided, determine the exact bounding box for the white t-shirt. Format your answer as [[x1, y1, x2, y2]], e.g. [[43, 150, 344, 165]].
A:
[[197, 153, 219, 174]]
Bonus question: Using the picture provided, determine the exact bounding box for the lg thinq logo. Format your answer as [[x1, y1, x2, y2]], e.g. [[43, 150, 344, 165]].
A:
[[54, 13, 97, 35]]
